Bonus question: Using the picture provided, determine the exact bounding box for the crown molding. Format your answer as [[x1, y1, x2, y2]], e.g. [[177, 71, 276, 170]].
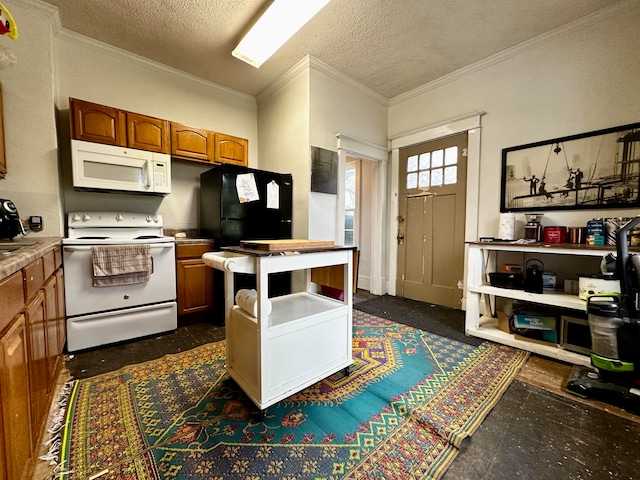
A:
[[256, 56, 311, 104], [257, 55, 389, 107], [308, 56, 389, 107], [55, 29, 256, 104], [390, 0, 640, 106], [24, 0, 255, 105]]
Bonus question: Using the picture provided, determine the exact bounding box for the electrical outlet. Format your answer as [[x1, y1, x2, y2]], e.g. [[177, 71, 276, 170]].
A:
[[29, 216, 43, 232]]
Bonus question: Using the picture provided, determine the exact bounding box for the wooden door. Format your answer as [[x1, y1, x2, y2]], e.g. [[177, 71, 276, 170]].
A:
[[215, 133, 248, 167], [24, 290, 48, 440], [396, 133, 468, 308], [126, 112, 170, 153], [70, 98, 127, 146], [0, 315, 33, 480], [170, 123, 215, 162]]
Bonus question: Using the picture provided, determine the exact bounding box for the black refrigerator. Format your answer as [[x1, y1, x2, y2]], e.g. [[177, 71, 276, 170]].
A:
[[200, 164, 293, 315]]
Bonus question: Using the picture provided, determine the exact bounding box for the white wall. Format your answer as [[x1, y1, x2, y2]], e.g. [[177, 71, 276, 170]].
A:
[[389, 4, 640, 239], [257, 62, 311, 240], [308, 59, 388, 292], [0, 0, 63, 237], [54, 31, 258, 231]]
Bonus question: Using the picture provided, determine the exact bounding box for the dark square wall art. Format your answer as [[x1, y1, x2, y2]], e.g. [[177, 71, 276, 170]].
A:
[[500, 122, 640, 212], [311, 146, 338, 194]]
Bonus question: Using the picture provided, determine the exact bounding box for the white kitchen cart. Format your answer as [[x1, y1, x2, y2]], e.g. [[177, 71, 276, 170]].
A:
[[465, 241, 629, 367], [202, 245, 354, 412]]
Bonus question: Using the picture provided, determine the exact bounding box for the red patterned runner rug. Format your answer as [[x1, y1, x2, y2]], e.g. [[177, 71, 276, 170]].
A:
[[58, 311, 529, 479]]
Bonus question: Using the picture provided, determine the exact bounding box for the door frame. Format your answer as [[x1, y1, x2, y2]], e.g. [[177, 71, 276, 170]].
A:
[[336, 133, 388, 295], [388, 112, 484, 308]]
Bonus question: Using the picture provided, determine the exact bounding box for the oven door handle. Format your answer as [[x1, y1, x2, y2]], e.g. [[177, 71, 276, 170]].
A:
[[63, 244, 174, 252]]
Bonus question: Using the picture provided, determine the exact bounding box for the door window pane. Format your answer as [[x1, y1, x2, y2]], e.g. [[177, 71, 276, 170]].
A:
[[407, 172, 418, 189], [407, 155, 418, 172], [419, 153, 430, 170], [444, 146, 458, 165], [431, 168, 443, 186], [419, 171, 430, 188], [431, 150, 443, 168], [444, 166, 457, 185]]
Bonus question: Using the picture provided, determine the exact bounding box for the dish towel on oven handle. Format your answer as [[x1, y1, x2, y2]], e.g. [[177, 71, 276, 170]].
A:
[[91, 244, 152, 287]]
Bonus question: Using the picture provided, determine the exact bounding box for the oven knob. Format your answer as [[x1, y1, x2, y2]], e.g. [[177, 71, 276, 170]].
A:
[[72, 214, 81, 222], [123, 294, 130, 300], [82, 214, 91, 221], [154, 216, 160, 223], [146, 216, 153, 223], [116, 214, 124, 221]]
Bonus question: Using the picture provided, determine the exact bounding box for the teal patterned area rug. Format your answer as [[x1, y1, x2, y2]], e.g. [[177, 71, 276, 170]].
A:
[[59, 311, 529, 479]]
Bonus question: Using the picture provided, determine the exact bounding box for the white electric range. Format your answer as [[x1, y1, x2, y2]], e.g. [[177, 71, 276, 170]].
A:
[[62, 211, 177, 351]]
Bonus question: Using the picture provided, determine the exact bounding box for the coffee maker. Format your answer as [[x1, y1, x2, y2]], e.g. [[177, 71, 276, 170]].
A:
[[0, 199, 26, 239], [524, 213, 544, 241]]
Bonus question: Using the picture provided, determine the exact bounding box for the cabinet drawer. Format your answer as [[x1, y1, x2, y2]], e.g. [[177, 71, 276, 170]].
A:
[[24, 258, 44, 301], [176, 243, 214, 259], [0, 271, 25, 333]]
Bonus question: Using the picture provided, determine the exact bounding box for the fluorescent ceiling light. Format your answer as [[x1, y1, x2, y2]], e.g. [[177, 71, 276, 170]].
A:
[[232, 0, 331, 68]]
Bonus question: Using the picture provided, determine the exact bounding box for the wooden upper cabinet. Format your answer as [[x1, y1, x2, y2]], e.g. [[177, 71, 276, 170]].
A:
[[126, 112, 170, 154], [170, 123, 215, 163], [215, 133, 248, 167], [70, 98, 248, 165], [70, 98, 127, 147]]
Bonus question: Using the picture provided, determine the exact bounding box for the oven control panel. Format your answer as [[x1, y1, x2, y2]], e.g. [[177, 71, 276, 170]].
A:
[[68, 211, 163, 228]]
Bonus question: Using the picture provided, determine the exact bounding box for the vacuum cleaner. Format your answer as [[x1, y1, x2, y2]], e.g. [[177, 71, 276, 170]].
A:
[[566, 216, 640, 414]]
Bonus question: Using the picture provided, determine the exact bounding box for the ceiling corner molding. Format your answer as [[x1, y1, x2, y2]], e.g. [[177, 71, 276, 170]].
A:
[[256, 55, 312, 104], [309, 56, 389, 107], [390, 0, 640, 106], [53, 27, 255, 104], [336, 133, 388, 162]]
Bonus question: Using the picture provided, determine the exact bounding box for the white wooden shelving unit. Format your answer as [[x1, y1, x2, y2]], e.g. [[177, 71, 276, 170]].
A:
[[465, 241, 623, 367], [203, 247, 354, 411]]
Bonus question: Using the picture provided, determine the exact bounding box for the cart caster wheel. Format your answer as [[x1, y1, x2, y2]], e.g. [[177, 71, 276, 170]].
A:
[[257, 408, 268, 422], [343, 365, 353, 377]]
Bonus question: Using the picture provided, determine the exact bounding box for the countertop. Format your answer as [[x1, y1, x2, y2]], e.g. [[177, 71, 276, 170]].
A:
[[0, 236, 63, 280]]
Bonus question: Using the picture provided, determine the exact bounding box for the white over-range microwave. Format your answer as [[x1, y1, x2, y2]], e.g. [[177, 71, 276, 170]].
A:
[[71, 139, 171, 195]]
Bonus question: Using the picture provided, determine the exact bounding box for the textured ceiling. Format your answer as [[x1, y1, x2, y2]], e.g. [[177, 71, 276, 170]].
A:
[[41, 0, 625, 99]]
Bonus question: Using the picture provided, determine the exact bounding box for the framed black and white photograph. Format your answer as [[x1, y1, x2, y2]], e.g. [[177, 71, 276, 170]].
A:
[[311, 146, 338, 194], [500, 122, 640, 212]]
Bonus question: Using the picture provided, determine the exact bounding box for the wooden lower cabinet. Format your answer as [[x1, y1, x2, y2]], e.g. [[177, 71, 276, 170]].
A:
[[176, 243, 214, 318], [55, 269, 66, 358], [0, 247, 66, 479], [24, 290, 48, 443], [0, 315, 33, 480]]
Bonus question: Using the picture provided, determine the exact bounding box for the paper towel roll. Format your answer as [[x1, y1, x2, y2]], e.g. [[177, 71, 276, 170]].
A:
[[235, 289, 272, 317], [498, 213, 515, 240], [201, 253, 237, 272]]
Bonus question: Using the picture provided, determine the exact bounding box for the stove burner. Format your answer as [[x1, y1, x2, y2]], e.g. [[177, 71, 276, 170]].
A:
[[135, 235, 161, 239], [78, 236, 110, 240]]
